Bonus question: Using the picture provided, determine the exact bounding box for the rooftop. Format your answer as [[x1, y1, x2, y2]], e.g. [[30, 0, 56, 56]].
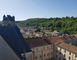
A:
[[35, 32, 42, 34], [57, 43, 77, 54], [41, 30, 51, 32], [0, 35, 20, 60], [62, 34, 77, 41], [0, 25, 31, 60], [74, 34, 77, 39], [25, 37, 50, 48], [44, 36, 66, 45]]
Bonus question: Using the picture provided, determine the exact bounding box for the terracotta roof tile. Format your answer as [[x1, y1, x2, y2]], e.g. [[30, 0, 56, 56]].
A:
[[44, 36, 66, 45]]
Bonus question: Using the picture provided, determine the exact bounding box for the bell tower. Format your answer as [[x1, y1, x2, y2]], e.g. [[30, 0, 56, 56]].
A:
[[3, 15, 15, 26]]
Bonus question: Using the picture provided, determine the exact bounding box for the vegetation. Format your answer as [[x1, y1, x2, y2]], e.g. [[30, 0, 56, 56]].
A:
[[24, 36, 37, 38], [35, 28, 40, 32], [16, 16, 77, 34]]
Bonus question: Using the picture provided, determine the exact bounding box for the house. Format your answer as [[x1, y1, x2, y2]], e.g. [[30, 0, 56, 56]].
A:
[[54, 43, 77, 60], [34, 32, 43, 37], [41, 30, 51, 34], [51, 30, 62, 36], [25, 35, 77, 60], [41, 30, 62, 36], [62, 34, 77, 46], [44, 36, 66, 45], [25, 37, 53, 60]]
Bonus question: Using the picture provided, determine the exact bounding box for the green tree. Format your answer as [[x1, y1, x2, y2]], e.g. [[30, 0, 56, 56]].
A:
[[35, 28, 40, 32]]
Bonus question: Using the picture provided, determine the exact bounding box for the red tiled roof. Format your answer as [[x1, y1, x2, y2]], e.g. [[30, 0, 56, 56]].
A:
[[44, 36, 66, 45]]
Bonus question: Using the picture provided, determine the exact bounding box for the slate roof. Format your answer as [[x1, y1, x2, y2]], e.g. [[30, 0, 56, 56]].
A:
[[62, 34, 77, 41], [0, 25, 31, 60], [0, 35, 20, 60]]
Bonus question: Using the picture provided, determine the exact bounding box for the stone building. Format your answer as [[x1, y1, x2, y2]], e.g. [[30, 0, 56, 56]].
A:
[[54, 43, 77, 60], [25, 37, 53, 60], [25, 35, 77, 60], [3, 15, 15, 26], [34, 32, 43, 37], [42, 35, 77, 60], [62, 34, 77, 46], [46, 35, 77, 60]]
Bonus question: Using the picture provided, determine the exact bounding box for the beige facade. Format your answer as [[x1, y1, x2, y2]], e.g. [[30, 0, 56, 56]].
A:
[[21, 52, 33, 60], [31, 44, 53, 60], [35, 33, 43, 37], [25, 52, 33, 60], [54, 44, 77, 60], [72, 54, 77, 60], [25, 42, 77, 60]]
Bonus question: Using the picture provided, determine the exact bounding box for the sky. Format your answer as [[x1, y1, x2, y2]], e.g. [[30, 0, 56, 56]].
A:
[[0, 0, 77, 21]]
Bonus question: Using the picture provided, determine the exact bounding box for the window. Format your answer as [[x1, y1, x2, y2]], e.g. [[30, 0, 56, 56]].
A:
[[56, 50, 57, 53], [59, 57, 61, 60], [64, 50, 66, 53], [69, 52, 71, 55], [40, 55, 41, 58], [51, 53, 52, 55], [47, 53, 49, 56], [44, 54, 45, 57], [64, 54, 66, 57], [60, 48, 61, 51], [56, 55, 57, 58], [69, 57, 70, 59], [75, 54, 77, 57], [35, 56, 37, 59], [60, 52, 61, 55], [51, 45, 52, 47]]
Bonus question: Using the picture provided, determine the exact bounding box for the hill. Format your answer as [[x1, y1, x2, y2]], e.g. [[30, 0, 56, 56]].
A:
[[16, 16, 77, 34]]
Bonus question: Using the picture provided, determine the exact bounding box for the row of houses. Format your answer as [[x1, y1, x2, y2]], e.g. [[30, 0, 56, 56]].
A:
[[20, 29, 62, 38], [25, 34, 77, 60]]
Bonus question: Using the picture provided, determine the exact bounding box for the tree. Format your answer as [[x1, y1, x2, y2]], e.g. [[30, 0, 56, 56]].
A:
[[35, 28, 40, 32]]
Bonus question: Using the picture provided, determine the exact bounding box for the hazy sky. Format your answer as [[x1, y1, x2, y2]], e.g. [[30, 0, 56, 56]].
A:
[[0, 0, 77, 21]]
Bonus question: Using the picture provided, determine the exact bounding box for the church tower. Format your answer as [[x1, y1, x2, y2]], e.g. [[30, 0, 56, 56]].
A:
[[2, 15, 15, 26]]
